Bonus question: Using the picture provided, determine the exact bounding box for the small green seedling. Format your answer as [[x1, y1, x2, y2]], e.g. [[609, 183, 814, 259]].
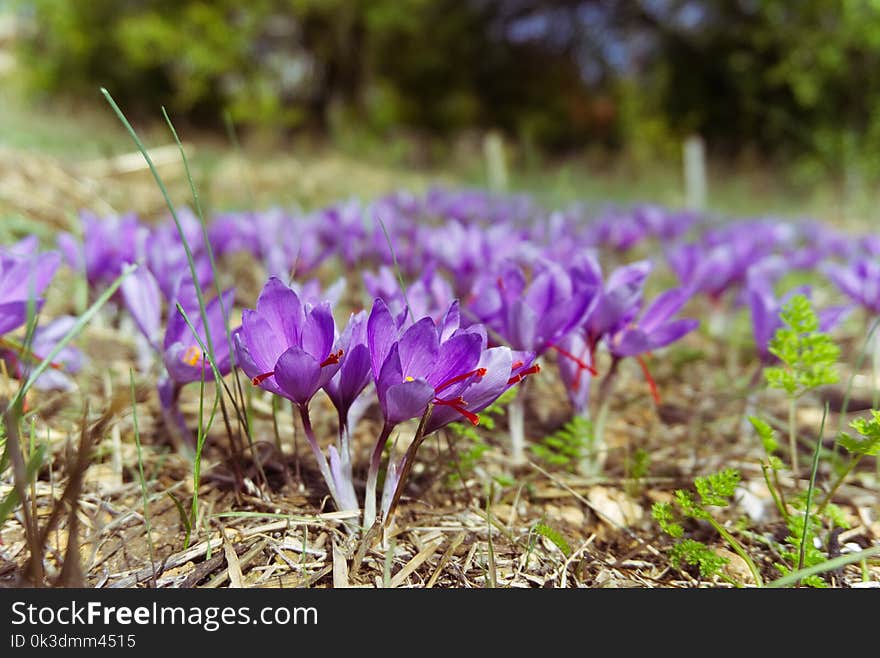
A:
[[446, 387, 516, 488], [531, 415, 593, 472]]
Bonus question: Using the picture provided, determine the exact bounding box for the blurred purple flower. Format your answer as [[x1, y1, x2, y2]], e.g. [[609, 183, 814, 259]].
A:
[[0, 246, 61, 335], [57, 211, 146, 289], [0, 315, 83, 391], [577, 258, 652, 354], [469, 259, 597, 357], [163, 288, 235, 386], [608, 288, 699, 358], [822, 257, 880, 314]]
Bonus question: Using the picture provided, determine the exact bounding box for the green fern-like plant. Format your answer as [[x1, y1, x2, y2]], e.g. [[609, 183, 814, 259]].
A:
[[765, 294, 840, 396], [815, 409, 880, 516], [764, 294, 839, 475], [749, 413, 850, 588], [530, 415, 593, 472], [652, 468, 763, 586], [670, 539, 731, 580]]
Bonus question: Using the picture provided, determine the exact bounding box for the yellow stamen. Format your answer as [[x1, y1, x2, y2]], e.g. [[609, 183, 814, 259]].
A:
[[405, 376, 414, 382], [182, 346, 202, 367]]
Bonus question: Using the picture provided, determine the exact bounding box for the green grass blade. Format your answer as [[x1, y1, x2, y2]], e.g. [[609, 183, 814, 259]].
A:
[[101, 89, 219, 370], [161, 106, 251, 443], [798, 401, 827, 573], [129, 369, 156, 578], [0, 443, 45, 528], [767, 545, 880, 588], [190, 369, 220, 548], [376, 214, 414, 326], [167, 492, 192, 548]]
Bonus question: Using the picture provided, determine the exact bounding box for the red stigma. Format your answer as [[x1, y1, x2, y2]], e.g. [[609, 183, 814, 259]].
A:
[[507, 363, 540, 386], [435, 367, 487, 394], [435, 396, 480, 425], [550, 343, 598, 376], [636, 355, 661, 406], [320, 349, 344, 368], [252, 371, 275, 385]]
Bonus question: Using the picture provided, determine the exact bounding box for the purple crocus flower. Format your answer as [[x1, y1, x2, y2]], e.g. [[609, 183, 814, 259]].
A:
[[367, 298, 487, 427], [0, 246, 61, 335], [162, 288, 235, 386], [0, 316, 84, 391], [57, 211, 146, 290], [364, 296, 536, 527], [323, 310, 372, 430], [120, 264, 164, 350], [822, 258, 880, 314], [469, 259, 597, 357], [605, 287, 699, 405], [235, 277, 341, 407], [608, 288, 699, 359], [576, 257, 652, 355], [235, 277, 357, 516]]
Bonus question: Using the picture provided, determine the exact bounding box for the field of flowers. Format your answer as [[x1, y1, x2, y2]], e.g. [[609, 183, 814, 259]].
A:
[[1, 171, 879, 588]]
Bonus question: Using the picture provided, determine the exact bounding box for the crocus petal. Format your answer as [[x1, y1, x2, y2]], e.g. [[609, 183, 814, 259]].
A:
[[645, 318, 699, 350], [397, 316, 440, 380], [610, 329, 653, 358], [56, 233, 83, 271], [439, 300, 461, 342], [121, 264, 162, 348], [301, 302, 335, 360], [368, 297, 397, 379], [4, 251, 61, 302], [506, 300, 538, 351], [203, 289, 236, 353], [334, 343, 372, 411], [607, 259, 652, 291], [640, 288, 691, 332], [819, 305, 852, 333], [256, 277, 304, 347], [272, 346, 322, 405], [554, 332, 592, 414], [0, 301, 35, 335], [748, 287, 777, 358], [428, 331, 483, 393], [234, 332, 284, 396], [384, 379, 435, 425], [239, 310, 286, 374]]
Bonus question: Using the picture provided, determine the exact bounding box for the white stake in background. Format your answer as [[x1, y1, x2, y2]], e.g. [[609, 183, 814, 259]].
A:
[[484, 130, 509, 192], [683, 134, 707, 211]]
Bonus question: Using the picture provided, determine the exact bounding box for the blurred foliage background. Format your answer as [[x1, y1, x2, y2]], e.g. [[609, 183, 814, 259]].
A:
[[6, 0, 880, 218]]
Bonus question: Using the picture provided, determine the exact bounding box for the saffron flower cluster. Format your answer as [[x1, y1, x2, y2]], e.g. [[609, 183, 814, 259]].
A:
[[235, 277, 536, 529]]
